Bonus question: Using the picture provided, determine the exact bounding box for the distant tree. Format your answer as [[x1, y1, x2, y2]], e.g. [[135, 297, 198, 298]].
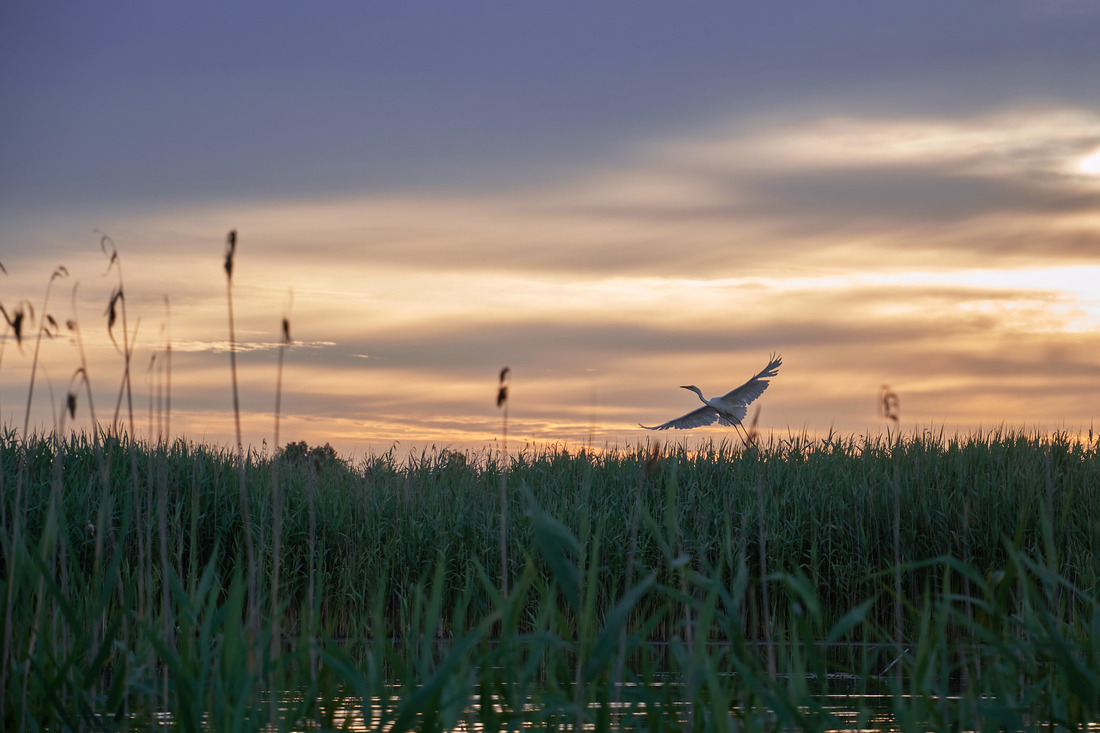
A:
[[279, 441, 345, 470]]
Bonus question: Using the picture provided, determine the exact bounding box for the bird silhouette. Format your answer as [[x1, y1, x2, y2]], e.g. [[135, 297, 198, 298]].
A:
[[640, 354, 781, 431]]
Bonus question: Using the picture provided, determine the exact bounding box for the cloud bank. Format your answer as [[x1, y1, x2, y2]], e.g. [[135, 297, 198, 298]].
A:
[[4, 107, 1099, 455]]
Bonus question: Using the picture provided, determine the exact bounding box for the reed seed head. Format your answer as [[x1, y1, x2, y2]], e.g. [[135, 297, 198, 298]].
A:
[[643, 441, 662, 477], [1, 303, 27, 348], [98, 231, 119, 270], [105, 288, 124, 350], [744, 404, 761, 447], [879, 384, 900, 423]]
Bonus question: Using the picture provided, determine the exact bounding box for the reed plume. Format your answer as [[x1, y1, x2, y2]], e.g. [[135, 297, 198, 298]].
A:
[[66, 284, 98, 440], [99, 233, 139, 435], [879, 384, 900, 423], [23, 266, 67, 439]]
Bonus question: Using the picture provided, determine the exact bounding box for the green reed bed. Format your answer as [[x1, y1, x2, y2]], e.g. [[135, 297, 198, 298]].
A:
[[4, 429, 1100, 638], [3, 428, 1099, 730]]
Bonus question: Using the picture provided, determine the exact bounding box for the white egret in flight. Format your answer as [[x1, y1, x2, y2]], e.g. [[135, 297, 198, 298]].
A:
[[640, 354, 782, 434]]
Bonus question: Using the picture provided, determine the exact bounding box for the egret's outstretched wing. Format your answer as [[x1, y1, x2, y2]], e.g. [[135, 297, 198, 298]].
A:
[[715, 354, 782, 414], [639, 405, 720, 430], [641, 353, 782, 431]]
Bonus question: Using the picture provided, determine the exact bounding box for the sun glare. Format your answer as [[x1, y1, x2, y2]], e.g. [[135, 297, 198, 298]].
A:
[[1079, 149, 1100, 175]]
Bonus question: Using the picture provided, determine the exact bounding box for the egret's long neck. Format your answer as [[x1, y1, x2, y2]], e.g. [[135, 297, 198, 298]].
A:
[[684, 385, 706, 403]]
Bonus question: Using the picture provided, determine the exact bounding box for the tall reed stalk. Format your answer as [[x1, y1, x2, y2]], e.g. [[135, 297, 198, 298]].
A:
[[224, 229, 258, 645], [99, 234, 138, 434], [497, 366, 510, 596], [67, 284, 98, 441], [269, 304, 291, 724], [0, 264, 24, 713], [22, 266, 67, 439]]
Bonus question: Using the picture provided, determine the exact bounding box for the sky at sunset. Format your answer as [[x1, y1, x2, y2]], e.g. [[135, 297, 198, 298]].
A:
[[2, 2, 1099, 459]]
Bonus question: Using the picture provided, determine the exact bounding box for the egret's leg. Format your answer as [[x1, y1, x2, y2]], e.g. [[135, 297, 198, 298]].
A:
[[732, 421, 751, 447]]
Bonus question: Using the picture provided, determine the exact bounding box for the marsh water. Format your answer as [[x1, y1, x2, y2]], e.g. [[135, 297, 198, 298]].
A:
[[273, 680, 1092, 732], [218, 641, 1094, 731]]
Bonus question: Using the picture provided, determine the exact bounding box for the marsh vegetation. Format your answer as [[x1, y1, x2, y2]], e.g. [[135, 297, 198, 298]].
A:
[[3, 430, 1099, 730]]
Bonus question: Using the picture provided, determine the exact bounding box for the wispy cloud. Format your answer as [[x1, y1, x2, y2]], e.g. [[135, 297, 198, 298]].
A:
[[171, 339, 335, 354]]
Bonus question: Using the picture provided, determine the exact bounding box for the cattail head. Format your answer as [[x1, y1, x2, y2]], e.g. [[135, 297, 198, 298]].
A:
[[12, 309, 24, 344], [225, 230, 237, 279], [280, 289, 293, 344], [497, 367, 510, 408]]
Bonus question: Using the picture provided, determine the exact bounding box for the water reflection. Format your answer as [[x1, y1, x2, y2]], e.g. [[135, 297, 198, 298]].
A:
[[140, 640, 1099, 731], [268, 678, 1100, 731]]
